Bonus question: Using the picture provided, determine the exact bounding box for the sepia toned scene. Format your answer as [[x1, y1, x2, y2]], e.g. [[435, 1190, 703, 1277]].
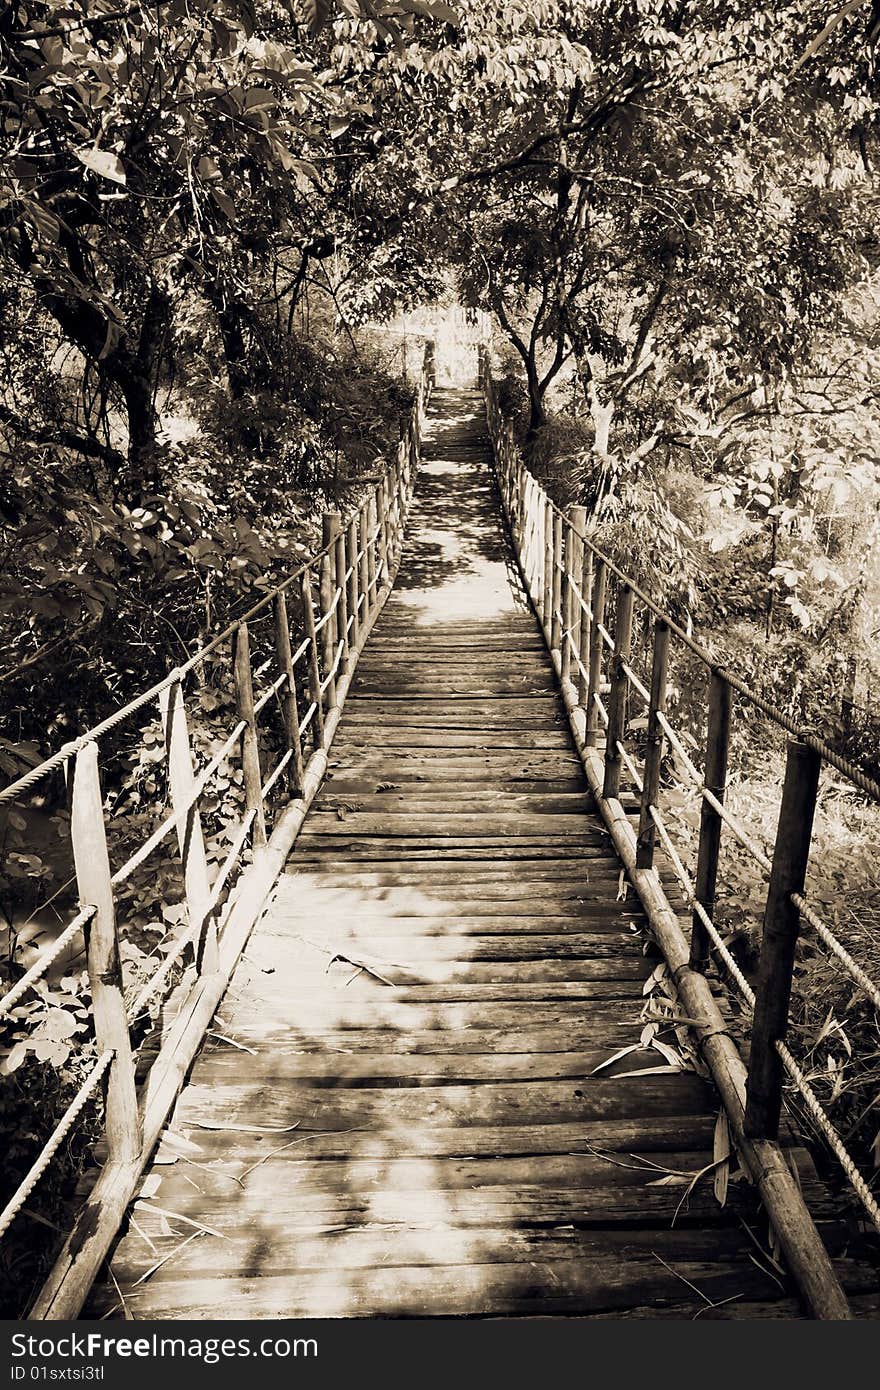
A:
[[1, 1, 879, 1323]]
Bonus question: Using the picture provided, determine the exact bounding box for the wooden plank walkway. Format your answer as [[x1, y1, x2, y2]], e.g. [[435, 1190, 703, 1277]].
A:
[[87, 389, 870, 1319]]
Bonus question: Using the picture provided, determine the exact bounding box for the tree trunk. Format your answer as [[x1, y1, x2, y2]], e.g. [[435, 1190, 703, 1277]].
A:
[[525, 359, 547, 436], [121, 370, 160, 495]]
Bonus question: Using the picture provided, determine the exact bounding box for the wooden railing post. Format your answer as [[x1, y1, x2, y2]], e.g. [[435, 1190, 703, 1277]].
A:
[[70, 742, 140, 1163], [159, 679, 217, 972], [347, 514, 360, 650], [550, 510, 563, 654], [636, 619, 670, 869], [365, 493, 378, 611], [562, 508, 585, 688], [320, 515, 340, 712], [576, 532, 592, 710], [232, 621, 268, 848], [333, 524, 351, 674], [377, 478, 390, 587], [542, 497, 553, 631], [359, 503, 370, 622], [273, 591, 305, 796], [690, 671, 732, 971], [300, 567, 326, 749], [602, 584, 635, 800], [744, 737, 821, 1140], [586, 559, 608, 746]]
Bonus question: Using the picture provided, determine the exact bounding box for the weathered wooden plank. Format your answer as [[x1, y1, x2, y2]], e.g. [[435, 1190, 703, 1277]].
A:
[[257, 932, 640, 963], [269, 913, 645, 935], [175, 1074, 715, 1127], [106, 1222, 781, 1284], [194, 1046, 660, 1083], [93, 1258, 796, 1320]]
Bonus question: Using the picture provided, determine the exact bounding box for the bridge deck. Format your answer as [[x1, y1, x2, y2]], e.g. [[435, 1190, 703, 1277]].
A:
[[87, 391, 861, 1319]]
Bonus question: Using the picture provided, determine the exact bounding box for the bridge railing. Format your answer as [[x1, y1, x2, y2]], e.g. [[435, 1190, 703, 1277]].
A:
[[482, 355, 879, 1312], [0, 343, 433, 1318]]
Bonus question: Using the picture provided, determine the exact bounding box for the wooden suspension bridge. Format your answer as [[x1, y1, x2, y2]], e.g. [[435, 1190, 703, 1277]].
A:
[[2, 348, 879, 1320]]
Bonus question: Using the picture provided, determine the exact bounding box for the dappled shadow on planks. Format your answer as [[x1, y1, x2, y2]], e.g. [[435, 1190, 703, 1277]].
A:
[[389, 390, 527, 622], [80, 389, 870, 1321]]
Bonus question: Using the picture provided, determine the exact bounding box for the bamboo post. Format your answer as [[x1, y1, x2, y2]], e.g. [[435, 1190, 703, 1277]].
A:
[[550, 510, 563, 654], [542, 497, 553, 630], [522, 477, 534, 587], [347, 515, 360, 649], [159, 679, 217, 972], [232, 622, 267, 848], [744, 738, 821, 1141], [333, 524, 351, 674], [273, 591, 305, 796], [365, 493, 378, 610], [585, 558, 608, 746], [576, 532, 592, 709], [377, 479, 390, 587], [636, 620, 670, 870], [300, 567, 325, 749], [359, 503, 370, 622], [602, 584, 635, 800], [69, 742, 140, 1163], [562, 508, 585, 686], [320, 515, 340, 711], [691, 671, 732, 971]]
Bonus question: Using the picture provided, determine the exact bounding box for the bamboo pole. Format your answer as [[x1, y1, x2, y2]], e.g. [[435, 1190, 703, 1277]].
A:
[[377, 479, 390, 587], [320, 515, 340, 712], [365, 493, 378, 611], [347, 514, 360, 650], [585, 558, 607, 746], [334, 523, 351, 674], [636, 619, 670, 870], [273, 591, 305, 796], [231, 622, 267, 847], [69, 743, 140, 1163], [562, 508, 584, 688], [159, 679, 217, 972], [542, 497, 553, 632], [576, 524, 592, 709], [602, 583, 635, 800], [550, 510, 563, 654], [300, 567, 325, 749], [359, 503, 370, 622]]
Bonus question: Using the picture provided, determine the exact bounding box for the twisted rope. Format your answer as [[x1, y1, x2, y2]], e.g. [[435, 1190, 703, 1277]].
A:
[[0, 905, 96, 1019], [0, 1050, 113, 1241], [775, 1039, 880, 1235]]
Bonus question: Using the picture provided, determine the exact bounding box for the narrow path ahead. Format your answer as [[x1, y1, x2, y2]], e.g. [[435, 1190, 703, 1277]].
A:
[[89, 390, 855, 1318]]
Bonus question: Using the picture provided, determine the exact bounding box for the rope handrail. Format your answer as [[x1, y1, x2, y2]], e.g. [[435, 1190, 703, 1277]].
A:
[[0, 343, 434, 1313], [483, 369, 880, 804], [0, 472, 395, 805], [482, 354, 880, 1254], [0, 1051, 114, 1243]]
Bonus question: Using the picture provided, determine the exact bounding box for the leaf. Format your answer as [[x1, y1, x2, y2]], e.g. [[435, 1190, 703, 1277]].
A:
[[139, 1174, 162, 1200], [614, 1064, 683, 1077], [590, 1042, 643, 1075], [190, 1121, 302, 1134], [1, 1042, 29, 1075], [210, 187, 236, 221], [75, 146, 126, 186], [713, 1110, 731, 1208]]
